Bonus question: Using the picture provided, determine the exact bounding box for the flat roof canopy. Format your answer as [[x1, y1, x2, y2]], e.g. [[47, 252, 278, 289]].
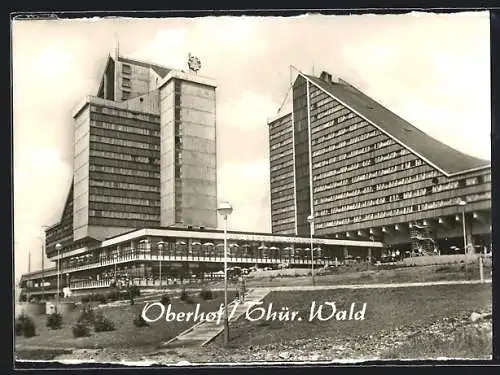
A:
[[101, 228, 385, 249]]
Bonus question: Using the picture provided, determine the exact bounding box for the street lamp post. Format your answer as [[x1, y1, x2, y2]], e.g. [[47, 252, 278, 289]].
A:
[[27, 251, 31, 302], [37, 236, 45, 301], [458, 199, 468, 277], [307, 214, 315, 286], [55, 243, 62, 306], [40, 225, 51, 301], [158, 241, 164, 288], [458, 199, 467, 254], [217, 201, 233, 346]]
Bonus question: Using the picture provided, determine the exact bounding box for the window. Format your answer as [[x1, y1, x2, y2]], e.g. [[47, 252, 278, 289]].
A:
[[89, 180, 160, 193], [89, 135, 159, 151], [465, 177, 479, 186], [122, 77, 131, 88], [90, 150, 153, 164], [90, 120, 159, 137], [122, 90, 131, 100], [89, 165, 160, 178], [89, 210, 159, 221], [122, 64, 131, 74]]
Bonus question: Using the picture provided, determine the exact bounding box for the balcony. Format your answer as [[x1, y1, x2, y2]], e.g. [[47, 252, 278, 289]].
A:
[[23, 250, 334, 281]]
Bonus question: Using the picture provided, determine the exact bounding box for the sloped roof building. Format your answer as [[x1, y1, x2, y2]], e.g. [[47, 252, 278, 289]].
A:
[[268, 71, 491, 254]]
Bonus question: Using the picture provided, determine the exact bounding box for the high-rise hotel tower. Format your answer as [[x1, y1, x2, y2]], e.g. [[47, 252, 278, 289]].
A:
[[268, 71, 491, 254], [45, 51, 217, 257]]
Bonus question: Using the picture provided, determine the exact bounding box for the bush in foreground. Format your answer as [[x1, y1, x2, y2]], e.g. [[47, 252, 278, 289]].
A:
[[77, 305, 96, 325], [106, 291, 119, 302], [98, 295, 107, 304], [15, 314, 36, 338], [199, 288, 213, 300], [72, 322, 91, 338], [46, 312, 63, 330], [128, 285, 141, 298], [107, 290, 131, 301], [133, 314, 149, 328], [160, 294, 170, 305], [91, 293, 107, 304], [180, 289, 193, 303], [180, 289, 195, 304], [81, 295, 90, 304], [93, 312, 116, 332]]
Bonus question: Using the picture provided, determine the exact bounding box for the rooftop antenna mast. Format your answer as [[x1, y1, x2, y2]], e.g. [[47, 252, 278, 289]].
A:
[[114, 33, 120, 59], [276, 65, 301, 115]]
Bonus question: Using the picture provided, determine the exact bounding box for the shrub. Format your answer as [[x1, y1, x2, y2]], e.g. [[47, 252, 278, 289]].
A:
[[93, 312, 115, 332], [72, 322, 91, 338], [128, 285, 141, 298], [133, 314, 149, 328], [121, 291, 129, 300], [23, 318, 36, 338], [15, 314, 36, 338], [15, 317, 24, 336], [97, 294, 107, 304], [160, 294, 170, 305], [107, 290, 120, 301], [46, 312, 63, 330], [180, 289, 189, 301], [81, 295, 90, 304], [199, 288, 213, 300], [77, 305, 95, 325]]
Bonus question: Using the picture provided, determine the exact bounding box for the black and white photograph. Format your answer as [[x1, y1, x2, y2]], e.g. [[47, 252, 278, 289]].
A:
[[12, 11, 492, 365]]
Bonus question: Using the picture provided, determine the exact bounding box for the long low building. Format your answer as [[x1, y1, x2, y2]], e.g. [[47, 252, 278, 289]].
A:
[[19, 226, 383, 298]]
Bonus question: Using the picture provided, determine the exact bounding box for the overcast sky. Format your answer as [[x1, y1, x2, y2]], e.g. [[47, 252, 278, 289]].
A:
[[12, 12, 490, 281]]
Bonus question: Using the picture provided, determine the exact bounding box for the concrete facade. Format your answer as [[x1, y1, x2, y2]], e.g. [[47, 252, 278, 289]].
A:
[[268, 71, 491, 254], [45, 53, 218, 258]]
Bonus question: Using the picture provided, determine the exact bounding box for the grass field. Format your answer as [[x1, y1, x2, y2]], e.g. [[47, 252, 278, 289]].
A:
[[381, 318, 492, 359], [210, 283, 491, 351], [241, 262, 491, 288], [15, 290, 237, 350], [15, 283, 491, 362]]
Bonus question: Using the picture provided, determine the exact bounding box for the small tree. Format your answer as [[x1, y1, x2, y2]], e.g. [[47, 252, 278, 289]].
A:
[[129, 285, 141, 298], [72, 322, 91, 338], [180, 289, 189, 301], [77, 305, 96, 325], [199, 288, 213, 300], [133, 314, 149, 328], [93, 312, 115, 332], [46, 312, 63, 330], [15, 314, 36, 338], [97, 294, 107, 304], [81, 295, 90, 304], [160, 294, 170, 305], [106, 290, 119, 301]]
